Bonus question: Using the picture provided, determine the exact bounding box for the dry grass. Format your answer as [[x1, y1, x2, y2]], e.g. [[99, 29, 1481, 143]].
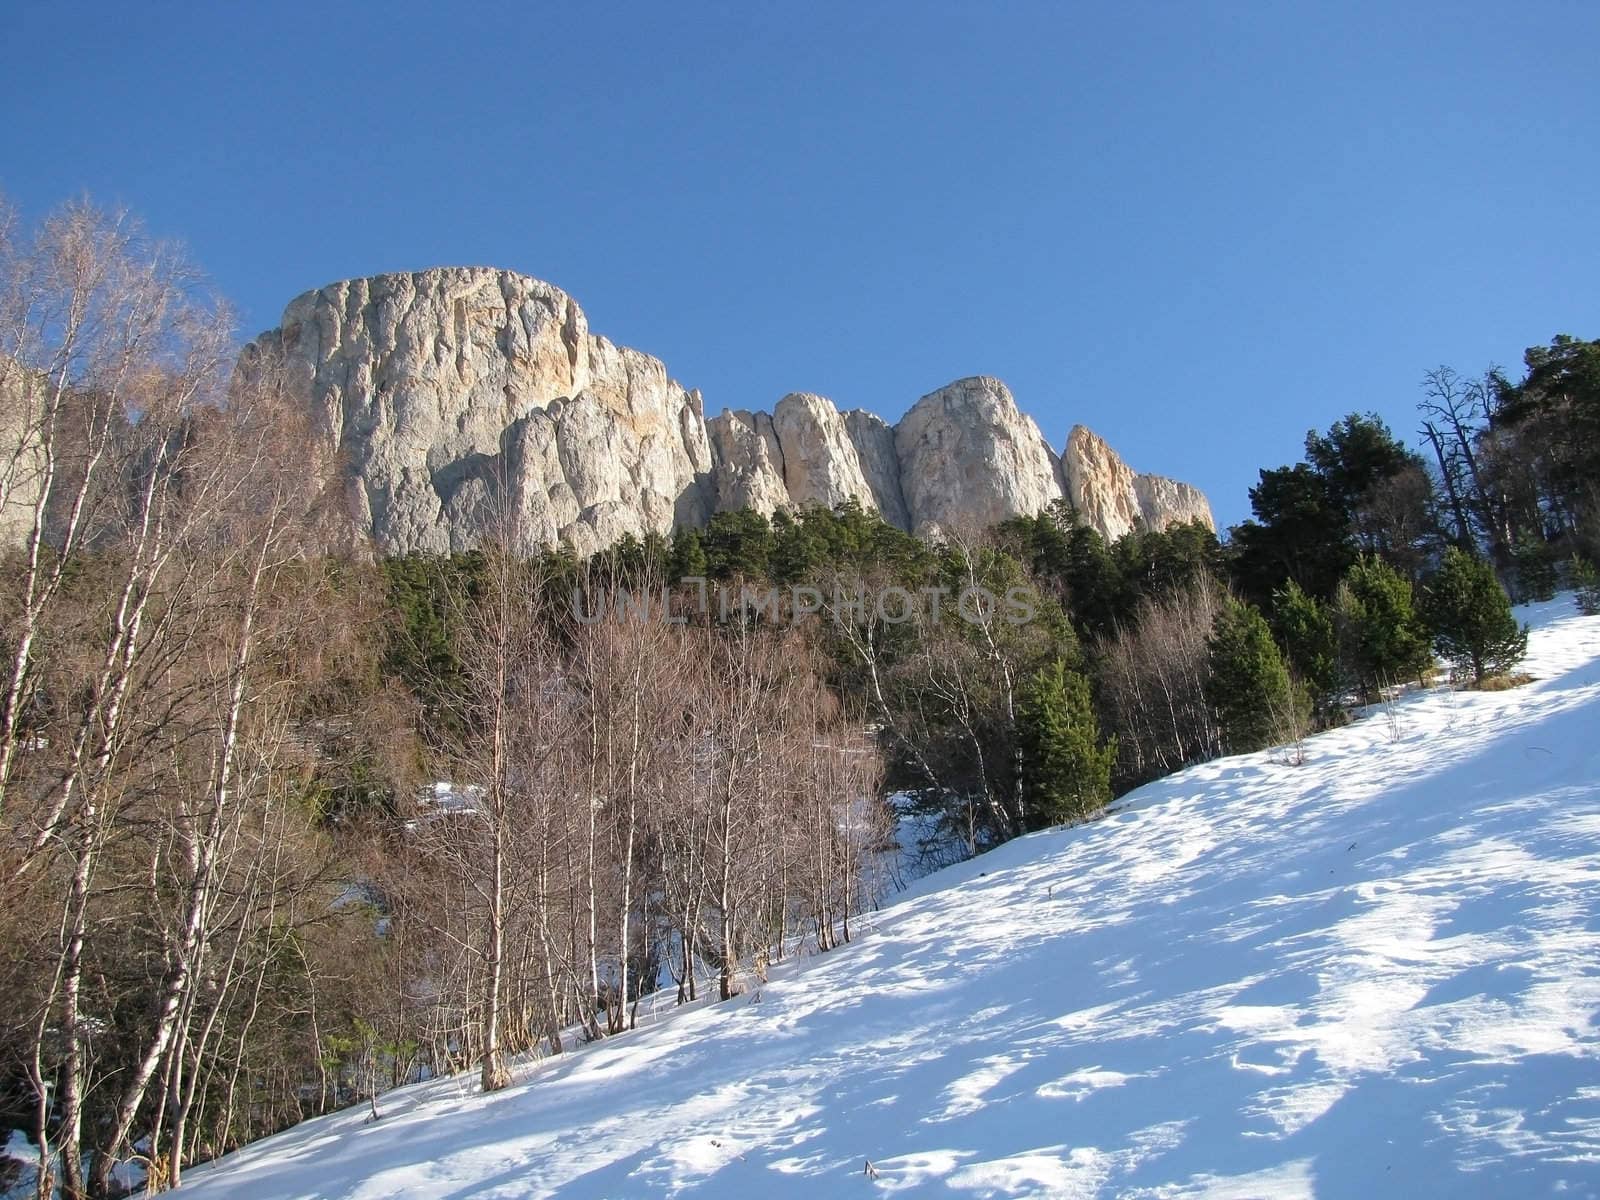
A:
[[1475, 672, 1535, 692]]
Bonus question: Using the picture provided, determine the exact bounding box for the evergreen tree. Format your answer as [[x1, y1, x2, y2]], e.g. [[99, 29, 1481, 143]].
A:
[[1512, 534, 1558, 602], [600, 531, 662, 587], [770, 508, 827, 583], [1206, 599, 1300, 754], [997, 503, 1127, 637], [701, 508, 774, 580], [380, 553, 482, 725], [1304, 412, 1421, 517], [1573, 555, 1600, 617], [1335, 555, 1433, 698], [1493, 335, 1600, 539], [1423, 547, 1529, 683], [1230, 412, 1440, 607], [1114, 521, 1225, 605], [1018, 659, 1116, 828], [667, 525, 708, 580], [1229, 463, 1356, 606], [1061, 523, 1124, 635], [1272, 579, 1340, 718]]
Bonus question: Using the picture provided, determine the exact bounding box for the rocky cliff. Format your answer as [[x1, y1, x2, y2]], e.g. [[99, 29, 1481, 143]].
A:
[[240, 268, 1212, 554]]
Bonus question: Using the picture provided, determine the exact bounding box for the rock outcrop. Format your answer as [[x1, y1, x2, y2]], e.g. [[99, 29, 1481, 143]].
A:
[[237, 268, 712, 556], [1061, 425, 1145, 543], [704, 409, 787, 516], [840, 409, 910, 529], [770, 393, 912, 528], [241, 268, 1211, 554], [895, 377, 1065, 538], [1133, 474, 1214, 533], [1060, 425, 1215, 542]]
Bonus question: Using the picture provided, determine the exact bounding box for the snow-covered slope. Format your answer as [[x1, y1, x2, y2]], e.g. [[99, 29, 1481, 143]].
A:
[[179, 598, 1600, 1199]]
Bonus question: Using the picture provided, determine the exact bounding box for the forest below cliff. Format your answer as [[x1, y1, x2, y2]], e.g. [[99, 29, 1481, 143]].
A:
[[1, 200, 1597, 1197]]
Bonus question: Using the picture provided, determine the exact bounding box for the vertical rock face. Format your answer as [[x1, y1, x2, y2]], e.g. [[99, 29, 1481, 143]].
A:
[[768, 393, 911, 527], [770, 392, 871, 511], [1062, 424, 1144, 543], [1061, 424, 1216, 542], [841, 409, 911, 530], [239, 269, 1212, 555], [237, 268, 711, 557], [705, 408, 788, 515], [893, 377, 1065, 538], [1132, 474, 1215, 532]]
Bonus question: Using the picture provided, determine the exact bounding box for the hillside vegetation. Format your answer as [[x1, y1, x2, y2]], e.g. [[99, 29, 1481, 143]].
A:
[[174, 596, 1600, 1198]]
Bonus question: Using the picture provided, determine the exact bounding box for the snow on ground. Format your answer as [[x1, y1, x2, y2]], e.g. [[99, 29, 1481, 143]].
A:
[[178, 596, 1600, 1199]]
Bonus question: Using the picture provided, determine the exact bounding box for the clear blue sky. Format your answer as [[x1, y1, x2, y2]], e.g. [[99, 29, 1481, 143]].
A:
[[3, 1, 1595, 528]]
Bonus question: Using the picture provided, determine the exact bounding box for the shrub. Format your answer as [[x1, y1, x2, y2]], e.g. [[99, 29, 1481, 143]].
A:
[[1272, 579, 1341, 720], [1475, 672, 1534, 692]]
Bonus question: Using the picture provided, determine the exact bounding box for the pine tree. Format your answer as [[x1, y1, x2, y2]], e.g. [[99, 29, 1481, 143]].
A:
[[1423, 547, 1529, 683], [1018, 659, 1116, 828], [668, 526, 708, 580], [1573, 555, 1600, 617], [1207, 599, 1301, 754], [769, 509, 826, 583], [1272, 579, 1340, 718], [701, 508, 774, 580], [1335, 555, 1432, 698], [1512, 535, 1558, 602], [1229, 463, 1356, 606]]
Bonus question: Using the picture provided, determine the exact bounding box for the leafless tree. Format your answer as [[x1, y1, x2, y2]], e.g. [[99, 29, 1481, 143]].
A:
[[1420, 366, 1513, 564], [1097, 577, 1225, 786]]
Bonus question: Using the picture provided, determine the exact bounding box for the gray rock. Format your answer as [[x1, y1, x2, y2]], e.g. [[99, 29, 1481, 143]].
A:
[[238, 267, 710, 556], [0, 363, 46, 549], [1133, 473, 1215, 532], [706, 408, 789, 516], [1062, 424, 1216, 541], [841, 408, 911, 529], [770, 393, 854, 510], [239, 269, 1212, 555], [894, 377, 1064, 538]]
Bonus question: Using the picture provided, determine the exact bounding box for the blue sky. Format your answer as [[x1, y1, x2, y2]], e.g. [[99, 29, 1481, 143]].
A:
[[3, 1, 1595, 528]]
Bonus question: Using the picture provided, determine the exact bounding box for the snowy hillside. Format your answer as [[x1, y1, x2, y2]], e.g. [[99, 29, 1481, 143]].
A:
[[178, 597, 1600, 1199]]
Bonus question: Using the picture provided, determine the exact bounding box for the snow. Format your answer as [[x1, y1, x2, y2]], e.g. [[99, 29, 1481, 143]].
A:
[[2, 1129, 33, 1166], [1, 1131, 146, 1200], [176, 595, 1600, 1199]]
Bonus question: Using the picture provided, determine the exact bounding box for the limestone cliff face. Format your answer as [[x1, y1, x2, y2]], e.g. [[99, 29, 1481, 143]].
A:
[[1062, 425, 1144, 543], [840, 409, 910, 530], [237, 268, 711, 557], [241, 269, 1211, 554], [1133, 473, 1215, 532], [1061, 425, 1215, 542], [894, 377, 1065, 538], [770, 393, 911, 528], [705, 409, 787, 515]]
